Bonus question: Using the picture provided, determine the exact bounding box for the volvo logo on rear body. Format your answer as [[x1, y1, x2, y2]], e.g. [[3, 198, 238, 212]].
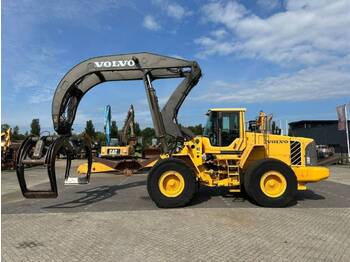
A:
[[94, 60, 135, 68], [266, 140, 289, 144]]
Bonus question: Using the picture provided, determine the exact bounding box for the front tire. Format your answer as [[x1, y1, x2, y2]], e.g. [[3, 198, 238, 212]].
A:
[[147, 158, 196, 208], [244, 158, 297, 207]]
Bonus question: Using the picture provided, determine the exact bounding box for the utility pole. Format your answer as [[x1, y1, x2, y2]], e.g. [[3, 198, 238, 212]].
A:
[[345, 103, 350, 162], [279, 119, 283, 135]]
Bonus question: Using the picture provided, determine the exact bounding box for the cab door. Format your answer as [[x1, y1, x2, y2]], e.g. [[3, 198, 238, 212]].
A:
[[205, 111, 246, 152]]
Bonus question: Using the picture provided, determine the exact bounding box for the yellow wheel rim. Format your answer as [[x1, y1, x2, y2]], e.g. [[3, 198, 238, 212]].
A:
[[158, 171, 185, 198], [260, 171, 287, 198]]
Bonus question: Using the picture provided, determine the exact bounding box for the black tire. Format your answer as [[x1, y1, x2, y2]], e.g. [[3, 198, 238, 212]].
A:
[[147, 158, 196, 208], [244, 158, 297, 207]]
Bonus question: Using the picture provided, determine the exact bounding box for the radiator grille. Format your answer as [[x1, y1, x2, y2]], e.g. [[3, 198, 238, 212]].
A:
[[290, 141, 302, 165]]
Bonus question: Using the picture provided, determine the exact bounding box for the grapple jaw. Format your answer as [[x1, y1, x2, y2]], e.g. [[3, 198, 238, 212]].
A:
[[16, 135, 92, 199]]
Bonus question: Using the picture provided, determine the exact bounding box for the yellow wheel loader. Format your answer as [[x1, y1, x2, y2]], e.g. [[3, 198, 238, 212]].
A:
[[16, 53, 328, 207], [148, 108, 328, 207]]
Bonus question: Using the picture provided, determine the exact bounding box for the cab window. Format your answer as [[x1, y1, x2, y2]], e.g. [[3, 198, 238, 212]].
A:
[[221, 112, 240, 146], [204, 111, 240, 147]]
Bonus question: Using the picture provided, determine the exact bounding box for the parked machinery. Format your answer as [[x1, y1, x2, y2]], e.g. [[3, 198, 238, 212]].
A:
[[16, 53, 329, 207], [316, 145, 335, 159], [1, 128, 21, 170], [2, 128, 13, 169], [100, 104, 138, 158], [77, 104, 153, 175]]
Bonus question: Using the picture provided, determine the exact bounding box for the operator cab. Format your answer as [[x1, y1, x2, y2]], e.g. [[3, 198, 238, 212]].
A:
[[203, 108, 246, 147]]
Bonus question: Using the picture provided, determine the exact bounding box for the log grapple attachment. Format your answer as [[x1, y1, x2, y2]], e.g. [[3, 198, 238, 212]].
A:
[[16, 135, 92, 198]]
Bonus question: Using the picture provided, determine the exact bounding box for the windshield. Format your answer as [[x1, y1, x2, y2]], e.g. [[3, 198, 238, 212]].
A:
[[203, 111, 218, 145], [203, 112, 214, 137]]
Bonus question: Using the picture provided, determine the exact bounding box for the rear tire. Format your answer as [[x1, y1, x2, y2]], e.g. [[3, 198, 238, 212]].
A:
[[244, 158, 297, 207], [147, 158, 196, 208]]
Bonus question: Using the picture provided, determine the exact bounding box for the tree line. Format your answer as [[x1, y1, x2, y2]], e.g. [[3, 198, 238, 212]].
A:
[[85, 120, 203, 146], [1, 119, 41, 140], [2, 119, 203, 146]]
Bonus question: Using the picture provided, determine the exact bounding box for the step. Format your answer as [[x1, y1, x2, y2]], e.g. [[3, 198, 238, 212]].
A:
[[229, 189, 240, 193]]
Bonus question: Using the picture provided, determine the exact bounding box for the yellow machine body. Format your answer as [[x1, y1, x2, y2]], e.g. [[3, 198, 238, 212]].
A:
[[77, 162, 116, 174], [79, 145, 135, 174], [161, 108, 329, 192], [1, 128, 11, 151]]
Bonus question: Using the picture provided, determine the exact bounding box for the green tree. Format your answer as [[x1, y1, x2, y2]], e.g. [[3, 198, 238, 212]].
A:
[[85, 120, 96, 139], [95, 131, 106, 145], [134, 122, 141, 136], [13, 125, 19, 135], [271, 121, 281, 135], [30, 119, 41, 136], [188, 124, 203, 135], [141, 127, 156, 146], [111, 120, 118, 138], [1, 123, 10, 132], [12, 126, 24, 140]]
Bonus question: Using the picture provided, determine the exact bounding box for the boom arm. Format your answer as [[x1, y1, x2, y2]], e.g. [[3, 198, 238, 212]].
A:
[[51, 52, 201, 152], [121, 105, 135, 145], [104, 105, 111, 146]]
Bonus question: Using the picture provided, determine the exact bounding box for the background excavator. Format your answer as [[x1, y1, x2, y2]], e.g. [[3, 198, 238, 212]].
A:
[[77, 104, 151, 175], [15, 52, 329, 207], [100, 104, 139, 158]]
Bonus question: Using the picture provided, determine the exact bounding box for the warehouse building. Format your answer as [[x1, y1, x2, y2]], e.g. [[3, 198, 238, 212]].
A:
[[289, 120, 350, 153]]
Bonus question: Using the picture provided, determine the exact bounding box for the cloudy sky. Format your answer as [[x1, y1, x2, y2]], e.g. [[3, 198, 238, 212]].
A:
[[2, 0, 350, 134]]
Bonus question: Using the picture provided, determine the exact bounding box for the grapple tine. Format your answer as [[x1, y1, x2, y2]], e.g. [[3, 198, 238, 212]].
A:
[[16, 136, 59, 198], [64, 139, 92, 185]]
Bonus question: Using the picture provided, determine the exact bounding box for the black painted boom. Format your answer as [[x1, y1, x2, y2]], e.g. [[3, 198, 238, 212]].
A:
[[52, 52, 201, 150]]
